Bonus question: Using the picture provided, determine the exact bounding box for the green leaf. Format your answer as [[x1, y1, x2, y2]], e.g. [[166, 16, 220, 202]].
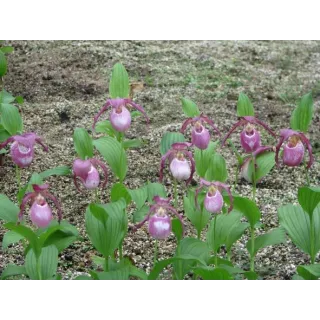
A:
[[290, 92, 313, 133], [110, 183, 132, 205], [132, 205, 149, 223], [5, 223, 42, 258], [0, 51, 7, 77], [172, 218, 184, 242], [0, 46, 14, 54], [1, 264, 26, 280], [129, 265, 148, 280], [85, 199, 127, 257], [297, 264, 320, 280], [74, 275, 92, 280], [225, 221, 249, 252], [160, 132, 185, 155], [193, 267, 234, 280], [39, 166, 71, 179], [231, 196, 261, 228], [2, 230, 24, 249], [278, 204, 320, 256], [173, 238, 210, 280], [15, 96, 24, 104], [73, 128, 94, 160], [237, 93, 254, 117], [128, 185, 148, 209], [244, 151, 275, 183], [184, 191, 210, 237], [207, 211, 245, 253], [247, 228, 286, 257], [0, 89, 15, 104], [205, 152, 228, 182], [109, 63, 130, 99], [25, 245, 59, 280], [93, 136, 127, 182], [94, 120, 122, 140], [122, 139, 143, 150], [0, 194, 19, 222], [194, 141, 218, 178], [0, 125, 11, 143], [146, 182, 166, 202], [244, 271, 258, 280], [181, 97, 200, 117], [17, 173, 44, 204], [1, 104, 23, 135], [298, 186, 320, 218]]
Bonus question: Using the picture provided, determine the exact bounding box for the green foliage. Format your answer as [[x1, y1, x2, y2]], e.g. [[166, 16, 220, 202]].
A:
[[93, 136, 127, 182], [160, 132, 185, 155], [290, 92, 313, 133], [205, 152, 228, 182], [0, 103, 23, 135], [0, 194, 19, 222], [297, 264, 320, 280], [237, 93, 254, 117], [1, 264, 26, 280], [109, 63, 130, 99], [181, 97, 200, 117], [39, 166, 71, 179], [194, 141, 218, 178], [0, 50, 7, 77], [73, 128, 94, 159], [298, 186, 320, 218], [193, 267, 234, 280], [110, 183, 132, 204]]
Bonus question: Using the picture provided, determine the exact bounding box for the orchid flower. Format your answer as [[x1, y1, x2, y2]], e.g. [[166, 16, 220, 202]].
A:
[[275, 129, 313, 168], [222, 116, 276, 153], [0, 132, 48, 168], [195, 178, 233, 213], [159, 142, 195, 184], [132, 196, 184, 240], [241, 146, 275, 183], [180, 113, 221, 150], [72, 158, 108, 192], [92, 98, 149, 132], [19, 184, 62, 228]]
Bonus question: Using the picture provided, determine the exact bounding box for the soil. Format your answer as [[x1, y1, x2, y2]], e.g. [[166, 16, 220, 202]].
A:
[[0, 41, 319, 280]]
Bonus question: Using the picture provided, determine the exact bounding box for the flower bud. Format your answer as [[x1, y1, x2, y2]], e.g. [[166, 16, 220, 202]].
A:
[[109, 106, 131, 132], [191, 123, 210, 149], [169, 157, 191, 181], [204, 188, 223, 213], [10, 141, 34, 168], [148, 214, 172, 239], [283, 137, 305, 167], [30, 200, 53, 228], [240, 124, 261, 153]]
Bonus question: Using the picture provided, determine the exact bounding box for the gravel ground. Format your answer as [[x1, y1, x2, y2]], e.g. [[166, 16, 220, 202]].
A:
[[0, 41, 319, 279]]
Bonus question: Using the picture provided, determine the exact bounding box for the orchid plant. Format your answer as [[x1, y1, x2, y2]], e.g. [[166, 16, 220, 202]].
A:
[[0, 58, 318, 281]]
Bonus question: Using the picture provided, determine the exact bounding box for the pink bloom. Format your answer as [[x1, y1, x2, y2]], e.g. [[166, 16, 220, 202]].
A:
[[132, 196, 184, 240], [72, 158, 108, 192], [92, 98, 149, 132], [195, 178, 233, 213], [159, 142, 195, 184], [275, 129, 313, 168], [19, 184, 62, 228], [0, 132, 48, 168], [180, 114, 220, 150], [222, 116, 275, 153]]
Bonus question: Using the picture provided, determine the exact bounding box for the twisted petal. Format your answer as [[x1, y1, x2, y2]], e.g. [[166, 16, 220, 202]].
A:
[[32, 184, 49, 193], [253, 145, 275, 157], [126, 99, 150, 127], [18, 192, 35, 222], [180, 118, 194, 133], [297, 132, 314, 169], [42, 190, 62, 223], [182, 150, 195, 185], [159, 150, 174, 182], [153, 196, 171, 206], [0, 136, 15, 149], [73, 174, 84, 193], [200, 115, 221, 136], [131, 206, 156, 232], [244, 116, 276, 137], [213, 182, 233, 213], [92, 100, 111, 129], [34, 135, 49, 152], [221, 118, 246, 147], [90, 158, 108, 188], [165, 205, 185, 235], [172, 142, 193, 150]]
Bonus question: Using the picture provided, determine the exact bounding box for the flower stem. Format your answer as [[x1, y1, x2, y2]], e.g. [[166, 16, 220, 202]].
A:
[[94, 188, 99, 203], [104, 256, 109, 272], [174, 178, 178, 208], [233, 163, 239, 192], [214, 215, 218, 266], [250, 226, 255, 272], [252, 155, 256, 201], [310, 214, 315, 264], [15, 165, 21, 190], [154, 239, 158, 265]]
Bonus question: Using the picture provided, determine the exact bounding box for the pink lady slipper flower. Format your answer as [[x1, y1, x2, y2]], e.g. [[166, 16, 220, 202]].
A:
[[241, 146, 275, 183], [72, 158, 108, 192], [180, 114, 221, 150], [132, 196, 184, 240], [19, 184, 62, 228], [92, 98, 149, 132], [222, 116, 276, 153], [0, 132, 48, 168], [159, 142, 195, 184], [275, 129, 314, 168], [195, 179, 233, 213]]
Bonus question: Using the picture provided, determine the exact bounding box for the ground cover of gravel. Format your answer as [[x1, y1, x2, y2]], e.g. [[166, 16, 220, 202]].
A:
[[0, 41, 319, 279]]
